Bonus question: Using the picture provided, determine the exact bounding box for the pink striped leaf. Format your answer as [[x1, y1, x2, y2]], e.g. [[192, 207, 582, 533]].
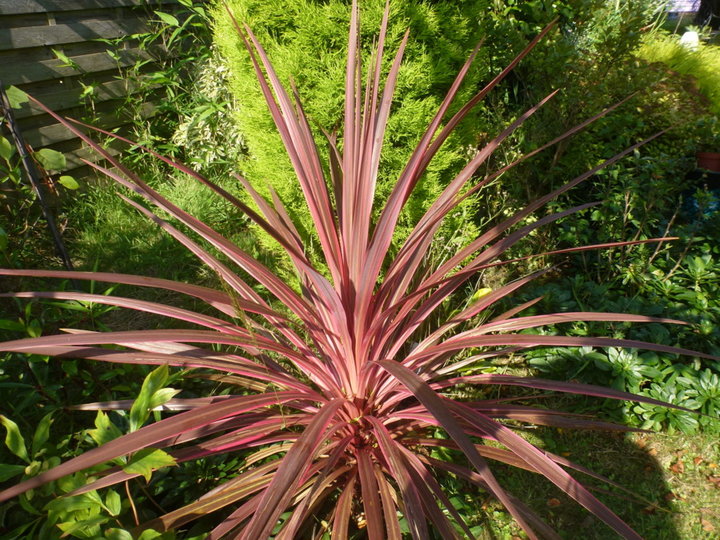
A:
[[374, 360, 538, 538], [0, 291, 278, 335], [331, 471, 357, 540], [356, 448, 385, 540], [431, 373, 699, 412], [425, 457, 563, 540], [367, 416, 430, 540], [374, 466, 402, 540], [240, 398, 345, 539], [407, 334, 718, 371], [0, 268, 237, 317]]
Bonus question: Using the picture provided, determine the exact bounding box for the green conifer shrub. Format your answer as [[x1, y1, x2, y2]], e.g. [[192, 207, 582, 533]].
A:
[[213, 0, 500, 259]]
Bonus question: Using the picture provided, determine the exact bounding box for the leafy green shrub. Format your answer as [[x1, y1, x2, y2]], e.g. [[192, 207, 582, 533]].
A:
[[57, 0, 248, 281], [1, 3, 716, 538], [520, 240, 720, 433], [105, 0, 216, 152], [479, 0, 671, 188], [505, 9, 720, 429], [479, 1, 716, 276]]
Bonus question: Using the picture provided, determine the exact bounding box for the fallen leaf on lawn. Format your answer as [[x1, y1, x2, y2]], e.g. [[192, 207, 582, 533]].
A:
[[701, 519, 715, 532], [669, 461, 684, 475], [547, 498, 561, 508], [707, 475, 720, 487], [664, 492, 677, 502], [693, 457, 703, 465]]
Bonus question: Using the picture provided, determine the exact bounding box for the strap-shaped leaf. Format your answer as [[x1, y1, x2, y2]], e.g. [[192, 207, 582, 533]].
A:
[[377, 359, 546, 539], [356, 447, 384, 540], [374, 467, 402, 540], [331, 470, 357, 540], [0, 392, 307, 503], [0, 268, 236, 316], [241, 398, 345, 539], [367, 416, 429, 540]]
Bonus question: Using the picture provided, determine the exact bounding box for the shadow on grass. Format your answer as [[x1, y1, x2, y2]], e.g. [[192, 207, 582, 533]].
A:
[[473, 428, 683, 540]]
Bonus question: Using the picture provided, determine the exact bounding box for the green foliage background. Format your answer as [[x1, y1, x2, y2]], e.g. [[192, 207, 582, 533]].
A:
[[212, 0, 707, 262], [638, 27, 720, 115], [214, 0, 500, 255]]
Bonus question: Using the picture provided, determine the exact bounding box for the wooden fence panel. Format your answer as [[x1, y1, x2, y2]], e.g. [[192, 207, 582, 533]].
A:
[[0, 1, 161, 16], [0, 0, 179, 176]]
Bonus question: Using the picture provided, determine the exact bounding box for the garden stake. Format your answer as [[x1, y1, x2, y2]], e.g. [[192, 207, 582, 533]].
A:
[[0, 82, 75, 276]]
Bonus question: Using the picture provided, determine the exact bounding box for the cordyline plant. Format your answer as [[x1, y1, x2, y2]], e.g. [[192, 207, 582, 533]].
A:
[[0, 2, 715, 539]]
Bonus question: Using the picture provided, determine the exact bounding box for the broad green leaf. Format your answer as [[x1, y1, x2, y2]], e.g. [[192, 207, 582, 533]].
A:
[[0, 319, 25, 332], [0, 226, 7, 252], [137, 530, 169, 540], [106, 529, 134, 540], [470, 287, 493, 301], [56, 516, 107, 536], [0, 415, 29, 463], [26, 318, 42, 338], [83, 488, 104, 507], [31, 412, 53, 457], [46, 493, 100, 514], [0, 136, 14, 161], [56, 473, 89, 495], [155, 11, 179, 26], [148, 387, 181, 410], [58, 175, 79, 190], [105, 489, 122, 516], [123, 448, 176, 482], [0, 318, 25, 332], [129, 365, 170, 431], [34, 148, 66, 171], [18, 492, 39, 513], [0, 463, 25, 482], [5, 86, 28, 109], [2, 520, 35, 539], [88, 411, 122, 447]]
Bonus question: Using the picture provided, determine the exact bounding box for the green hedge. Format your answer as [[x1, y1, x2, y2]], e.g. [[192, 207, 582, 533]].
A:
[[214, 0, 514, 259]]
